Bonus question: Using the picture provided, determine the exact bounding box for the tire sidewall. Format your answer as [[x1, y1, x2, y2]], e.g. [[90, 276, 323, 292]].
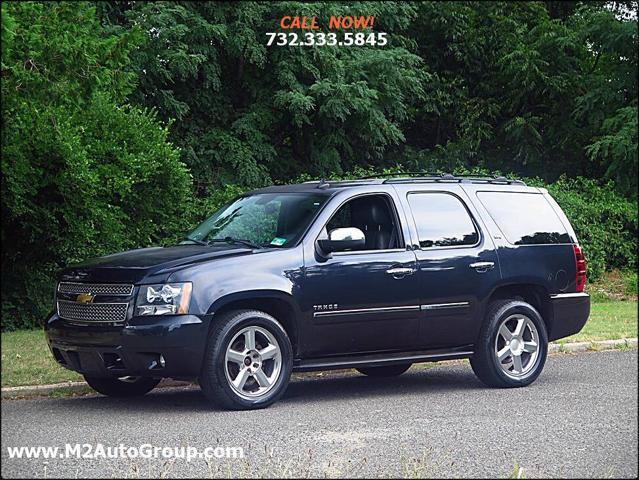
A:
[[208, 311, 293, 409], [487, 302, 548, 386]]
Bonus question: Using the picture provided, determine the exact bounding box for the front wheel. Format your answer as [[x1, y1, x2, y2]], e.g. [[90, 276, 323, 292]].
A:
[[471, 300, 548, 388], [84, 375, 160, 397], [199, 309, 293, 410]]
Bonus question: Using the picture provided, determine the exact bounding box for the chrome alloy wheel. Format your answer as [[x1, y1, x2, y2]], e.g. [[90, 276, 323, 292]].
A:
[[494, 314, 540, 379], [224, 326, 282, 399]]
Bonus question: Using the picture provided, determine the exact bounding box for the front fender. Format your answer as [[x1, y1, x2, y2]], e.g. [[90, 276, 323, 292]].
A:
[[206, 289, 301, 317]]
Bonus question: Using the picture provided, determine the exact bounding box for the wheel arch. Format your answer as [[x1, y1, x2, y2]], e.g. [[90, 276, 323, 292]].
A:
[[207, 290, 301, 356], [485, 282, 554, 338]]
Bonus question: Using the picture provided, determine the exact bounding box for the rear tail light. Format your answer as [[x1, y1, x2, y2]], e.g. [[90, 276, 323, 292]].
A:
[[573, 244, 587, 292]]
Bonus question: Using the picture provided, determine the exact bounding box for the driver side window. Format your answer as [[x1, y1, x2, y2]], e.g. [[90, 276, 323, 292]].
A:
[[324, 195, 402, 251]]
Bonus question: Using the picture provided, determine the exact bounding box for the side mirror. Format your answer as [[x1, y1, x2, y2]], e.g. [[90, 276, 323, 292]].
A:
[[318, 227, 366, 253]]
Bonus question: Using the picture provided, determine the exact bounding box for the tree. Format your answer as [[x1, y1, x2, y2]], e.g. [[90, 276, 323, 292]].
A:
[[97, 2, 637, 196], [98, 1, 427, 189], [577, 6, 638, 197]]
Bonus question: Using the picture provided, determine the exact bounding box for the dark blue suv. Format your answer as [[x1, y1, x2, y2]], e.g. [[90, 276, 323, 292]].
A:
[[45, 174, 590, 409]]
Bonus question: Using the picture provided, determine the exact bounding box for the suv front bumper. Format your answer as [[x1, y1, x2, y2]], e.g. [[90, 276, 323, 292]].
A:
[[44, 313, 212, 379]]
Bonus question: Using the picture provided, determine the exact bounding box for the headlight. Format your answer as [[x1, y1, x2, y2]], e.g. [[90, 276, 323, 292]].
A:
[[136, 283, 192, 316]]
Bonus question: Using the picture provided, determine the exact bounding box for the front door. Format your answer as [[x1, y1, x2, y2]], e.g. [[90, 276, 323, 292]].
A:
[[300, 193, 421, 356]]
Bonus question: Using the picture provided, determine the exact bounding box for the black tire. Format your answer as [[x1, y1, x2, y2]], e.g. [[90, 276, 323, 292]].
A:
[[471, 299, 548, 388], [84, 375, 160, 397], [356, 363, 412, 377], [199, 309, 293, 410]]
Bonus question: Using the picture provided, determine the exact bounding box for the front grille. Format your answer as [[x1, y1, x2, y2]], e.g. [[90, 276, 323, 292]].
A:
[[58, 282, 133, 296], [57, 300, 128, 324]]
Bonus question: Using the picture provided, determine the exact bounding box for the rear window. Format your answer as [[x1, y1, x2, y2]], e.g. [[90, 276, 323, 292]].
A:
[[477, 192, 571, 245], [407, 193, 479, 248]]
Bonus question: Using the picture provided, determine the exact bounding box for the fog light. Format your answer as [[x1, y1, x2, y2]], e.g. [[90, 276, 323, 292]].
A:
[[159, 354, 166, 368]]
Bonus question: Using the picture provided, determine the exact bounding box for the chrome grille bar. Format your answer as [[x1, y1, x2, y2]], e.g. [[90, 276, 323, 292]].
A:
[[57, 300, 128, 324], [58, 282, 134, 296]]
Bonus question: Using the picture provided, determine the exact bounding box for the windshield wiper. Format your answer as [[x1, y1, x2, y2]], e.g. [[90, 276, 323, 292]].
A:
[[178, 237, 209, 246], [207, 237, 261, 249]]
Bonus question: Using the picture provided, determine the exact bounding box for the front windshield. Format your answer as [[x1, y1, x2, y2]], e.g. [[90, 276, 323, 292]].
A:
[[185, 193, 329, 248]]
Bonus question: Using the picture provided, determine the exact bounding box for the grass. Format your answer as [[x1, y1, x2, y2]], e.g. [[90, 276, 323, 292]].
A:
[[1, 329, 82, 387], [587, 269, 637, 302], [1, 299, 637, 388], [554, 300, 638, 344]]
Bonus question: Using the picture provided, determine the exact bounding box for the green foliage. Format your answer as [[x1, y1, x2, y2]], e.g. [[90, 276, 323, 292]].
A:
[[93, 2, 637, 197], [1, 6, 16, 62], [624, 271, 638, 297], [1, 2, 192, 330], [586, 106, 638, 196], [99, 1, 427, 185], [575, 6, 639, 198]]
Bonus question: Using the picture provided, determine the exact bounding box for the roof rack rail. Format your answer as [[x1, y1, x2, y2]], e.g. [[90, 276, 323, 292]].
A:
[[302, 178, 385, 187], [303, 172, 526, 187], [358, 171, 525, 186], [358, 171, 445, 179]]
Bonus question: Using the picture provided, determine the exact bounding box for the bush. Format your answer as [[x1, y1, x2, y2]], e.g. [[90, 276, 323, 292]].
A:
[[1, 99, 192, 330], [539, 177, 637, 281], [623, 270, 638, 298], [1, 3, 192, 330]]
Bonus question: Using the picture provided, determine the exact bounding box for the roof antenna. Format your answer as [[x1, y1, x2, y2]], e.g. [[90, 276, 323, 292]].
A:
[[317, 179, 330, 189]]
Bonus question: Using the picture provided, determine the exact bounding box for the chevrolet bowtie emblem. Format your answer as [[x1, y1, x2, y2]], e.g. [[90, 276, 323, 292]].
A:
[[76, 293, 94, 303]]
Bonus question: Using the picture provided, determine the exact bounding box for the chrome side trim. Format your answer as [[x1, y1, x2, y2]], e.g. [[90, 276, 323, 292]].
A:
[[421, 301, 470, 310], [550, 292, 589, 299], [313, 305, 420, 318]]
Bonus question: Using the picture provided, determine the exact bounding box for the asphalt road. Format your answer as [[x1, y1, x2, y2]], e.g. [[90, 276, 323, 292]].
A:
[[1, 350, 637, 478]]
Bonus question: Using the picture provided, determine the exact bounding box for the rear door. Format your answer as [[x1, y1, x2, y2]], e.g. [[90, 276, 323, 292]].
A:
[[393, 184, 501, 349]]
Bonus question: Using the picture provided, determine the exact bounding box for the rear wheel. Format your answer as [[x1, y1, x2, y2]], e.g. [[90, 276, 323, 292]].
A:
[[471, 299, 548, 388], [357, 363, 412, 377], [199, 309, 293, 410], [84, 375, 160, 397]]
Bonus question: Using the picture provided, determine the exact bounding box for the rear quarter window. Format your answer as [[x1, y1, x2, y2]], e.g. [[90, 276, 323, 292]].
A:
[[477, 192, 571, 245]]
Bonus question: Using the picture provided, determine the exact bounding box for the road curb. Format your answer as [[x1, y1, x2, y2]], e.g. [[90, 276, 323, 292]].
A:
[[548, 337, 637, 353], [3, 338, 637, 399]]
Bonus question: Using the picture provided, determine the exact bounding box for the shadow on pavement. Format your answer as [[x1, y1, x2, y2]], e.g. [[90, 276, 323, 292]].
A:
[[31, 365, 493, 413], [282, 367, 486, 404]]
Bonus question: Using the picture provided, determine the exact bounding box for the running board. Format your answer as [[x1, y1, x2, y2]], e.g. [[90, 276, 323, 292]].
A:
[[293, 345, 473, 372]]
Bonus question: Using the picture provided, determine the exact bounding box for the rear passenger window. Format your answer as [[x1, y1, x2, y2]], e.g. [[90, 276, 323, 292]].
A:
[[407, 193, 479, 248], [477, 192, 571, 245]]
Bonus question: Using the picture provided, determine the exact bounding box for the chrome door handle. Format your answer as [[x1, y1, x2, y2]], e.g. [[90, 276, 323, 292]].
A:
[[469, 261, 495, 272], [386, 267, 415, 278]]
